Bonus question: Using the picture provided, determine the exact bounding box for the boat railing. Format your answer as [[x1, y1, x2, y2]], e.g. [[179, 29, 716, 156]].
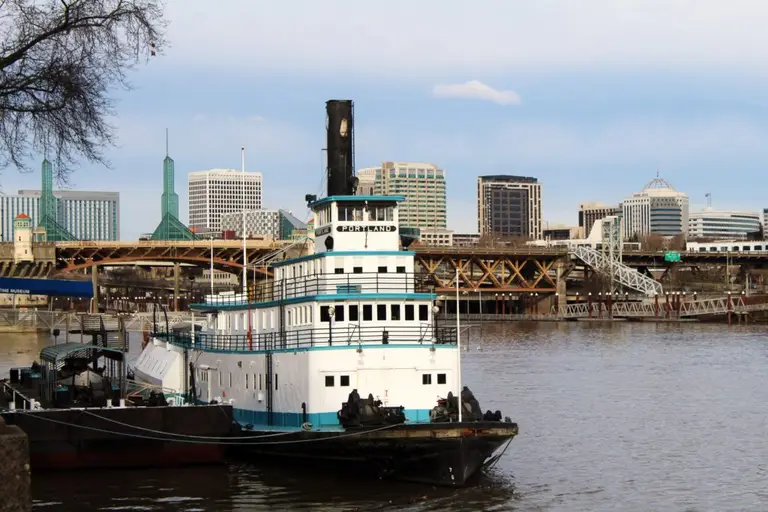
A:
[[198, 272, 430, 307], [1, 380, 37, 410], [153, 325, 457, 352]]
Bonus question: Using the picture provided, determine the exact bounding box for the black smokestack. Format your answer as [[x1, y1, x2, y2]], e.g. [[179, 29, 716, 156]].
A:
[[326, 100, 357, 196]]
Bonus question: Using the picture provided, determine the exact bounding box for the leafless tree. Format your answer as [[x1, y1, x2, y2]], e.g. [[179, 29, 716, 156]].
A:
[[0, 0, 167, 182]]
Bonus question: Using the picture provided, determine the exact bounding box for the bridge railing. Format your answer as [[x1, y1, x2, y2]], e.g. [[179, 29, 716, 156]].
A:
[[153, 325, 456, 352]]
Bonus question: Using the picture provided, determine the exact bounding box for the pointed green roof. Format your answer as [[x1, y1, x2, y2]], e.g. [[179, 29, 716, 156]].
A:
[[151, 212, 197, 241], [38, 215, 76, 241]]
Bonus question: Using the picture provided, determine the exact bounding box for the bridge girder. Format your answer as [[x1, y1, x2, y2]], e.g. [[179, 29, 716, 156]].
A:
[[55, 243, 278, 274], [415, 252, 562, 292]]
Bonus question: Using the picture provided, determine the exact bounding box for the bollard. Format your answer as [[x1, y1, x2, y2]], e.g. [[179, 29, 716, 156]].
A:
[[0, 416, 31, 512]]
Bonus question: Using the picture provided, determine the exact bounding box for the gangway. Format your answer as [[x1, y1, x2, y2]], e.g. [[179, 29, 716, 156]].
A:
[[569, 245, 663, 297], [552, 295, 768, 319]]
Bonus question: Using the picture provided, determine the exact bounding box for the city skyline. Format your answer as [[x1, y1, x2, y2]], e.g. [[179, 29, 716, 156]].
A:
[[3, 1, 768, 240]]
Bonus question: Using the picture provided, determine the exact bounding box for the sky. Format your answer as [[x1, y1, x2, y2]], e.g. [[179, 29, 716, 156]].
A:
[[6, 0, 768, 239]]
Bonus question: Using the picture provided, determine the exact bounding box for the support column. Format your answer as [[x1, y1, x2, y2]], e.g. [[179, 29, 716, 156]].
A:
[[174, 262, 180, 312], [555, 260, 567, 311], [91, 265, 99, 314]]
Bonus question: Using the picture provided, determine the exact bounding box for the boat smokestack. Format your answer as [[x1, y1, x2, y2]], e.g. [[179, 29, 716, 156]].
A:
[[326, 100, 357, 196]]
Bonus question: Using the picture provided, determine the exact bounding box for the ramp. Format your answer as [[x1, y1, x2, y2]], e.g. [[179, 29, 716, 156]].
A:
[[569, 245, 663, 297], [553, 296, 768, 319]]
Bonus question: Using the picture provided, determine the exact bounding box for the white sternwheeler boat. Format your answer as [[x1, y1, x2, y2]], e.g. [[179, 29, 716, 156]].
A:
[[133, 99, 518, 486]]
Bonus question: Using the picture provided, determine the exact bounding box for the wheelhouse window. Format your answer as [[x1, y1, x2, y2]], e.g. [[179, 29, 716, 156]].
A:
[[338, 205, 364, 221], [363, 304, 373, 321], [376, 304, 387, 321], [349, 305, 359, 321], [334, 305, 345, 321], [325, 376, 335, 387], [378, 266, 388, 273], [353, 266, 363, 273], [405, 304, 414, 321], [422, 374, 432, 385], [396, 266, 406, 273], [391, 304, 401, 321], [320, 306, 331, 322], [335, 267, 344, 274], [419, 305, 429, 321], [437, 373, 446, 384]]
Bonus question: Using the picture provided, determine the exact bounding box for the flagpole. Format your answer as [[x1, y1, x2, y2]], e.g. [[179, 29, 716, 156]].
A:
[[241, 146, 247, 297], [456, 266, 462, 423]]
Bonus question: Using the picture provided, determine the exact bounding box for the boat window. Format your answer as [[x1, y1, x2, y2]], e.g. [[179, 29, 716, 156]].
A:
[[419, 305, 429, 321], [309, 307, 313, 323], [229, 373, 232, 388], [340, 375, 350, 387], [363, 304, 373, 321], [349, 305, 359, 321], [404, 304, 414, 321], [275, 374, 279, 390], [353, 266, 363, 274], [396, 266, 406, 273], [245, 373, 250, 389], [254, 374, 257, 390], [422, 374, 432, 385], [320, 306, 331, 322], [391, 304, 401, 321], [335, 305, 345, 321], [335, 267, 344, 274], [378, 266, 387, 273], [376, 304, 387, 320], [437, 373, 446, 384], [259, 373, 262, 391], [325, 376, 335, 387]]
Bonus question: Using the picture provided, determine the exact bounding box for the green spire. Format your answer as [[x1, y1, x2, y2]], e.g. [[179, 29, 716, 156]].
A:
[[37, 158, 75, 241], [151, 130, 196, 241]]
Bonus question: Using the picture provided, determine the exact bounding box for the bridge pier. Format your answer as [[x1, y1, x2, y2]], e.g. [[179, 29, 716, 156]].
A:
[[91, 265, 99, 314], [174, 262, 180, 312], [556, 260, 567, 310]]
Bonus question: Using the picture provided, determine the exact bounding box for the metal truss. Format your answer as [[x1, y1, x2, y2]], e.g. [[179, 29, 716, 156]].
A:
[[415, 251, 559, 291], [553, 296, 768, 318], [570, 245, 663, 297], [55, 240, 284, 272], [0, 309, 199, 334]]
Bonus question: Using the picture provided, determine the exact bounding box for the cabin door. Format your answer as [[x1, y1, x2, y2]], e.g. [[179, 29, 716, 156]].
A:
[[357, 369, 393, 407], [205, 368, 218, 403]]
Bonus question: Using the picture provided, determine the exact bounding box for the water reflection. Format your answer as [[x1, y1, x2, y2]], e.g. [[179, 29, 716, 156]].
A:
[[9, 322, 768, 511]]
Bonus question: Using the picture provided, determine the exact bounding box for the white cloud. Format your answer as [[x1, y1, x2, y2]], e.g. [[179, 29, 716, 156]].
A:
[[432, 80, 521, 105], [164, 0, 768, 76]]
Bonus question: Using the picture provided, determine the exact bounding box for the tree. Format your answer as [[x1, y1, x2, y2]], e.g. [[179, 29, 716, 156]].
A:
[[0, 0, 167, 182]]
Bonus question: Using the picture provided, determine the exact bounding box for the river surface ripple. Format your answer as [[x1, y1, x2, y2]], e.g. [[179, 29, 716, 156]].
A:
[[2, 322, 768, 511]]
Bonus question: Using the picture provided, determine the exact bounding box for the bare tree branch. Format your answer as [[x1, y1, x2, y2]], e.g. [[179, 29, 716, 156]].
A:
[[0, 0, 167, 183]]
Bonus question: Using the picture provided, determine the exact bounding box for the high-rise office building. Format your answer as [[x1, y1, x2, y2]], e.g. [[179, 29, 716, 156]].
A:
[[578, 202, 620, 234], [688, 208, 761, 240], [188, 169, 263, 232], [1, 190, 120, 241], [363, 162, 446, 230], [356, 168, 377, 196], [221, 209, 305, 239], [477, 175, 542, 239], [622, 177, 689, 239]]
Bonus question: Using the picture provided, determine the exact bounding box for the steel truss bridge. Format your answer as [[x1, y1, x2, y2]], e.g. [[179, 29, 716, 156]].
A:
[[414, 248, 563, 292], [552, 296, 768, 319], [54, 240, 286, 272]]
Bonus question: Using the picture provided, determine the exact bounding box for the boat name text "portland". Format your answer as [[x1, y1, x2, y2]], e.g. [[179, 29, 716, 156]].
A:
[[336, 225, 397, 233]]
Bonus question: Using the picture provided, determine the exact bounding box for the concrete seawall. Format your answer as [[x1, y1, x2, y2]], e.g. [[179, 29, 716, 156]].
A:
[[0, 416, 31, 512]]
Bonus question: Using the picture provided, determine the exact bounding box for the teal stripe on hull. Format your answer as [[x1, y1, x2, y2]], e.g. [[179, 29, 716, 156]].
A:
[[224, 407, 432, 432]]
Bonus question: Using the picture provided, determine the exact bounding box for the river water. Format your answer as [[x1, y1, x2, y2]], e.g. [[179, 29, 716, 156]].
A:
[[3, 322, 768, 511]]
